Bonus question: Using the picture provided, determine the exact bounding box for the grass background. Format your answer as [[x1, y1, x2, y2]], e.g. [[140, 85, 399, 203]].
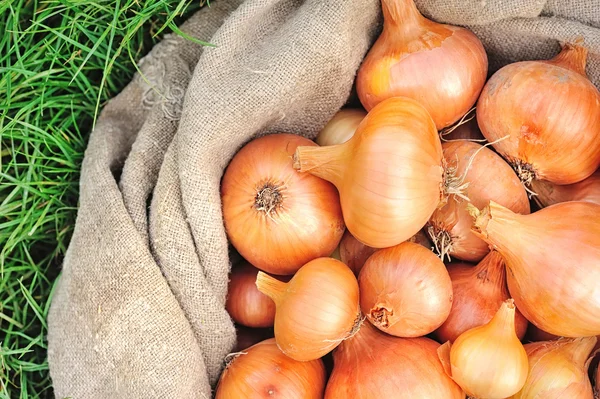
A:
[[0, 1, 204, 396]]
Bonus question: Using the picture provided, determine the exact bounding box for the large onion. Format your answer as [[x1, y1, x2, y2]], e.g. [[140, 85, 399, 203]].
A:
[[477, 42, 600, 185], [357, 0, 487, 129], [325, 321, 465, 398], [471, 201, 600, 336]]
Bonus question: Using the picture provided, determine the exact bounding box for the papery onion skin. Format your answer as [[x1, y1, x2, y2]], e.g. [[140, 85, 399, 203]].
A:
[[531, 170, 600, 207], [316, 109, 367, 146], [359, 241, 452, 337], [439, 299, 528, 399], [472, 201, 600, 337], [325, 321, 465, 398], [435, 251, 528, 343], [215, 338, 326, 399], [221, 133, 345, 275], [428, 141, 530, 262], [356, 0, 488, 129], [510, 337, 596, 399], [477, 43, 600, 185], [256, 258, 360, 361], [293, 96, 444, 248], [226, 262, 281, 328]]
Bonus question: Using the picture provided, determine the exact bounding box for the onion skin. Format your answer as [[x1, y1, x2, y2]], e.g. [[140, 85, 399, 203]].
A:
[[472, 201, 600, 336], [226, 262, 281, 328], [531, 170, 600, 207], [441, 116, 485, 142], [339, 230, 378, 276], [428, 141, 530, 262], [435, 251, 528, 343], [255, 258, 360, 361], [325, 321, 465, 398], [221, 133, 345, 275], [215, 338, 326, 399], [359, 241, 452, 337], [356, 0, 487, 129], [477, 43, 600, 185], [509, 337, 596, 399], [439, 299, 528, 399], [293, 96, 444, 248], [316, 109, 367, 146]]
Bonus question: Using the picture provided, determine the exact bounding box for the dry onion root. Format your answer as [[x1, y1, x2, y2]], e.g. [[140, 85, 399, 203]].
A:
[[357, 0, 487, 129]]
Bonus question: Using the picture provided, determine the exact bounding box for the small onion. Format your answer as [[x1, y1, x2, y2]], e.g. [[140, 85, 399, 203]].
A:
[[428, 140, 530, 262], [358, 241, 452, 337], [215, 338, 326, 399], [293, 96, 446, 248], [356, 0, 488, 129], [226, 262, 285, 328], [477, 42, 600, 185], [438, 299, 529, 399], [435, 251, 528, 343], [255, 258, 360, 361], [325, 321, 465, 398], [316, 108, 367, 146], [471, 201, 600, 336], [531, 170, 600, 208], [511, 337, 596, 399], [221, 133, 345, 275]]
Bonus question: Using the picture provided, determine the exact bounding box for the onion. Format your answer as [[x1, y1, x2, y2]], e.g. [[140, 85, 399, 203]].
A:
[[428, 141, 530, 262], [440, 111, 485, 142], [293, 96, 448, 248], [435, 251, 528, 343], [325, 321, 465, 398], [233, 326, 274, 352], [477, 42, 600, 185], [226, 262, 284, 328], [471, 201, 600, 336], [356, 0, 487, 129], [358, 241, 452, 337], [438, 299, 528, 399], [221, 133, 345, 275], [511, 337, 596, 399], [531, 170, 600, 208], [255, 257, 360, 361], [215, 338, 326, 399], [316, 108, 367, 146]]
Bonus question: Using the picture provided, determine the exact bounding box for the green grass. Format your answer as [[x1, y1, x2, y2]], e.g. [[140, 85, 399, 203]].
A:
[[0, 0, 205, 396]]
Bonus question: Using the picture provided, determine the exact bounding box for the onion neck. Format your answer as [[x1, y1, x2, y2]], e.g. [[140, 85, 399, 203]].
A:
[[488, 299, 516, 336], [381, 0, 423, 32], [334, 319, 380, 364], [293, 145, 346, 186], [473, 251, 506, 291], [547, 42, 588, 76], [563, 337, 597, 366], [255, 271, 286, 303]]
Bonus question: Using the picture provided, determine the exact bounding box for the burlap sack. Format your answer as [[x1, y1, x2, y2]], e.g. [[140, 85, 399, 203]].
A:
[[47, 0, 600, 397]]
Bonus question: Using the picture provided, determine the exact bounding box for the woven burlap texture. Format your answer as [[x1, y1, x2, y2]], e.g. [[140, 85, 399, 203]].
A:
[[47, 0, 600, 398]]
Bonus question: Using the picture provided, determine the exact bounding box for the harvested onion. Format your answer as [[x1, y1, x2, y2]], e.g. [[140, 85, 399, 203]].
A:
[[215, 338, 326, 399], [294, 96, 446, 248], [511, 337, 596, 399], [435, 251, 528, 343], [356, 0, 487, 129], [226, 262, 282, 328], [471, 201, 600, 336], [316, 109, 367, 146], [428, 141, 530, 262], [359, 241, 452, 337], [438, 299, 528, 399], [255, 258, 359, 361], [325, 321, 465, 398], [531, 170, 600, 207], [221, 133, 345, 275], [477, 42, 600, 185]]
